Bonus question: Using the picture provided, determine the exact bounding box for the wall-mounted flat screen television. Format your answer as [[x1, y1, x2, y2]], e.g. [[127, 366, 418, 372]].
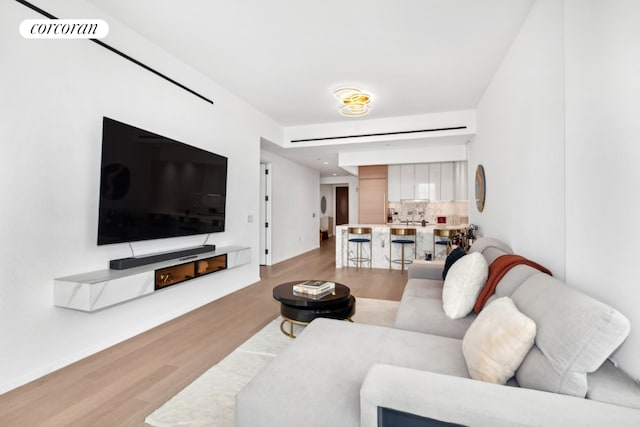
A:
[[97, 117, 227, 245]]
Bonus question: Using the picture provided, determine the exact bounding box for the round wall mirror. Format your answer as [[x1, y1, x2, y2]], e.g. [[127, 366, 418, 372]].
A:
[[475, 164, 486, 212], [320, 196, 327, 214]]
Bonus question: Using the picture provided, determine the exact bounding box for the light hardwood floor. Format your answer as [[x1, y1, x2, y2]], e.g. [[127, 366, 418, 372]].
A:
[[0, 237, 408, 426]]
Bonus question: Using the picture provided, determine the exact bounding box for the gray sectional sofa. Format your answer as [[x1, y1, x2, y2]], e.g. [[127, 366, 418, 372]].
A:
[[236, 237, 640, 426]]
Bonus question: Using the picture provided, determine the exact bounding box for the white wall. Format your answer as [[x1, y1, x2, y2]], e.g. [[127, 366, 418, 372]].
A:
[[471, 0, 640, 380], [469, 0, 566, 279], [0, 0, 282, 393], [564, 0, 640, 381], [260, 150, 320, 264], [319, 184, 334, 235]]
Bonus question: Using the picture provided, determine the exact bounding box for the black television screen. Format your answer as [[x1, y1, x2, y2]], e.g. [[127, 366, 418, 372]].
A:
[[97, 117, 227, 245]]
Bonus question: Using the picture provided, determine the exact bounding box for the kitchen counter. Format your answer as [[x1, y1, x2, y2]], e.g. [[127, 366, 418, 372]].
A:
[[336, 224, 466, 269]]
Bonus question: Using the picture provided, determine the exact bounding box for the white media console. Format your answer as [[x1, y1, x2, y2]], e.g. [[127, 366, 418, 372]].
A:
[[54, 245, 251, 312]]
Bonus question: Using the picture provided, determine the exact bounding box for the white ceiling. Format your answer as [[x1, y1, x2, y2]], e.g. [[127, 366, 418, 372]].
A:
[[87, 0, 535, 175]]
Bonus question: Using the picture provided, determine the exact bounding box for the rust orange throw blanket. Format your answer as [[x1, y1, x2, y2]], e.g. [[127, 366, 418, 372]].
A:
[[473, 254, 552, 313]]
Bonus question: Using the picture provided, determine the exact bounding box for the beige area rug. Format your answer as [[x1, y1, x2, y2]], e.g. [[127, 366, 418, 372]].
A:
[[145, 297, 400, 427]]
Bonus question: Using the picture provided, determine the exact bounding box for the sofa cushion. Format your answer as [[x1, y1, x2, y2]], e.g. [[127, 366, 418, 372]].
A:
[[587, 360, 640, 409], [236, 318, 468, 427], [469, 237, 513, 264], [407, 263, 445, 280], [474, 255, 552, 313], [402, 278, 443, 299], [442, 246, 466, 279], [511, 274, 631, 397], [462, 297, 536, 384], [442, 252, 488, 319], [395, 294, 476, 339], [492, 264, 541, 298]]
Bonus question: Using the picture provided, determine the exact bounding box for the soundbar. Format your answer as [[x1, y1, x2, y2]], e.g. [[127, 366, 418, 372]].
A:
[[109, 245, 216, 270]]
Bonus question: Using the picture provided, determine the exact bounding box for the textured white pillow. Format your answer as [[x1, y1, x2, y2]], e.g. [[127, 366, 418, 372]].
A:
[[442, 252, 488, 319], [462, 297, 537, 384]]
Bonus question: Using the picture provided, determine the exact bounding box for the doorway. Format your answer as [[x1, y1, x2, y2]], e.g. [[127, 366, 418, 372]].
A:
[[335, 186, 349, 226]]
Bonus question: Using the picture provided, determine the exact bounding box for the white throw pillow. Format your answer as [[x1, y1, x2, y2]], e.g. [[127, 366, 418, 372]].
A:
[[462, 297, 537, 384], [442, 252, 488, 319]]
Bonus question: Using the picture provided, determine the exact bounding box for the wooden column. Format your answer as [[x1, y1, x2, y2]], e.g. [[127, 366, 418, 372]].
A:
[[358, 165, 388, 224]]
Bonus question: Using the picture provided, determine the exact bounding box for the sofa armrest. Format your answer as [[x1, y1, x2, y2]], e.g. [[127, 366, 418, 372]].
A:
[[361, 364, 640, 427], [407, 263, 444, 280]]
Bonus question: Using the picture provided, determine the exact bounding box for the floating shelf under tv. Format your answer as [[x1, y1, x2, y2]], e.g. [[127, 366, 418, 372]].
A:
[[54, 246, 250, 312]]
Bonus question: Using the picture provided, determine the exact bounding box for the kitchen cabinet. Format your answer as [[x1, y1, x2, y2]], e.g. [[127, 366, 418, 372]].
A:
[[414, 163, 430, 200], [387, 164, 401, 202], [387, 161, 469, 202], [428, 163, 441, 200], [440, 162, 455, 201], [454, 161, 468, 200], [399, 164, 415, 200]]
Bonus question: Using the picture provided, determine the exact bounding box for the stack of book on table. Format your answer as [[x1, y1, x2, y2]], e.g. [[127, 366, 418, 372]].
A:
[[293, 280, 335, 299]]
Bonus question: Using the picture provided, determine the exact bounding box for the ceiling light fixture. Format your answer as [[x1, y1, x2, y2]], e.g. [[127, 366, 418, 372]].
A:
[[334, 87, 371, 117]]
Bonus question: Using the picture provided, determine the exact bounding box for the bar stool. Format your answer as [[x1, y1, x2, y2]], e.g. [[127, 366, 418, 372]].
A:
[[433, 228, 461, 260], [346, 227, 372, 269], [389, 228, 416, 272]]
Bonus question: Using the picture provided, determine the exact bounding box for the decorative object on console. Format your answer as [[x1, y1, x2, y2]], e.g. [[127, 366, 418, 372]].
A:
[[197, 260, 209, 274], [462, 296, 536, 384], [442, 252, 488, 319], [160, 272, 173, 285]]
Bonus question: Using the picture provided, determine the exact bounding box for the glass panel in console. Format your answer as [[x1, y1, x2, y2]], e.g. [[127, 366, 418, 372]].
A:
[[196, 254, 227, 276], [155, 262, 196, 290]]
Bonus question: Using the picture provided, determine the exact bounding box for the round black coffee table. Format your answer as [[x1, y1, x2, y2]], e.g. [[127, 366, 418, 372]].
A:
[[273, 281, 356, 338]]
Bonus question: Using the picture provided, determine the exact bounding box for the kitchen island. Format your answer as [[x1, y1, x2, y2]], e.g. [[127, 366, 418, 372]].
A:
[[336, 224, 465, 270]]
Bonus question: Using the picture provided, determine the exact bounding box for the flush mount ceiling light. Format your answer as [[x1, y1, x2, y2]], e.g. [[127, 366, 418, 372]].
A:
[[334, 87, 371, 117]]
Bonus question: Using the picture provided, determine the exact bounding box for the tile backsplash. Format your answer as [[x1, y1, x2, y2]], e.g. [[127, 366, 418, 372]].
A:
[[388, 200, 469, 225]]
